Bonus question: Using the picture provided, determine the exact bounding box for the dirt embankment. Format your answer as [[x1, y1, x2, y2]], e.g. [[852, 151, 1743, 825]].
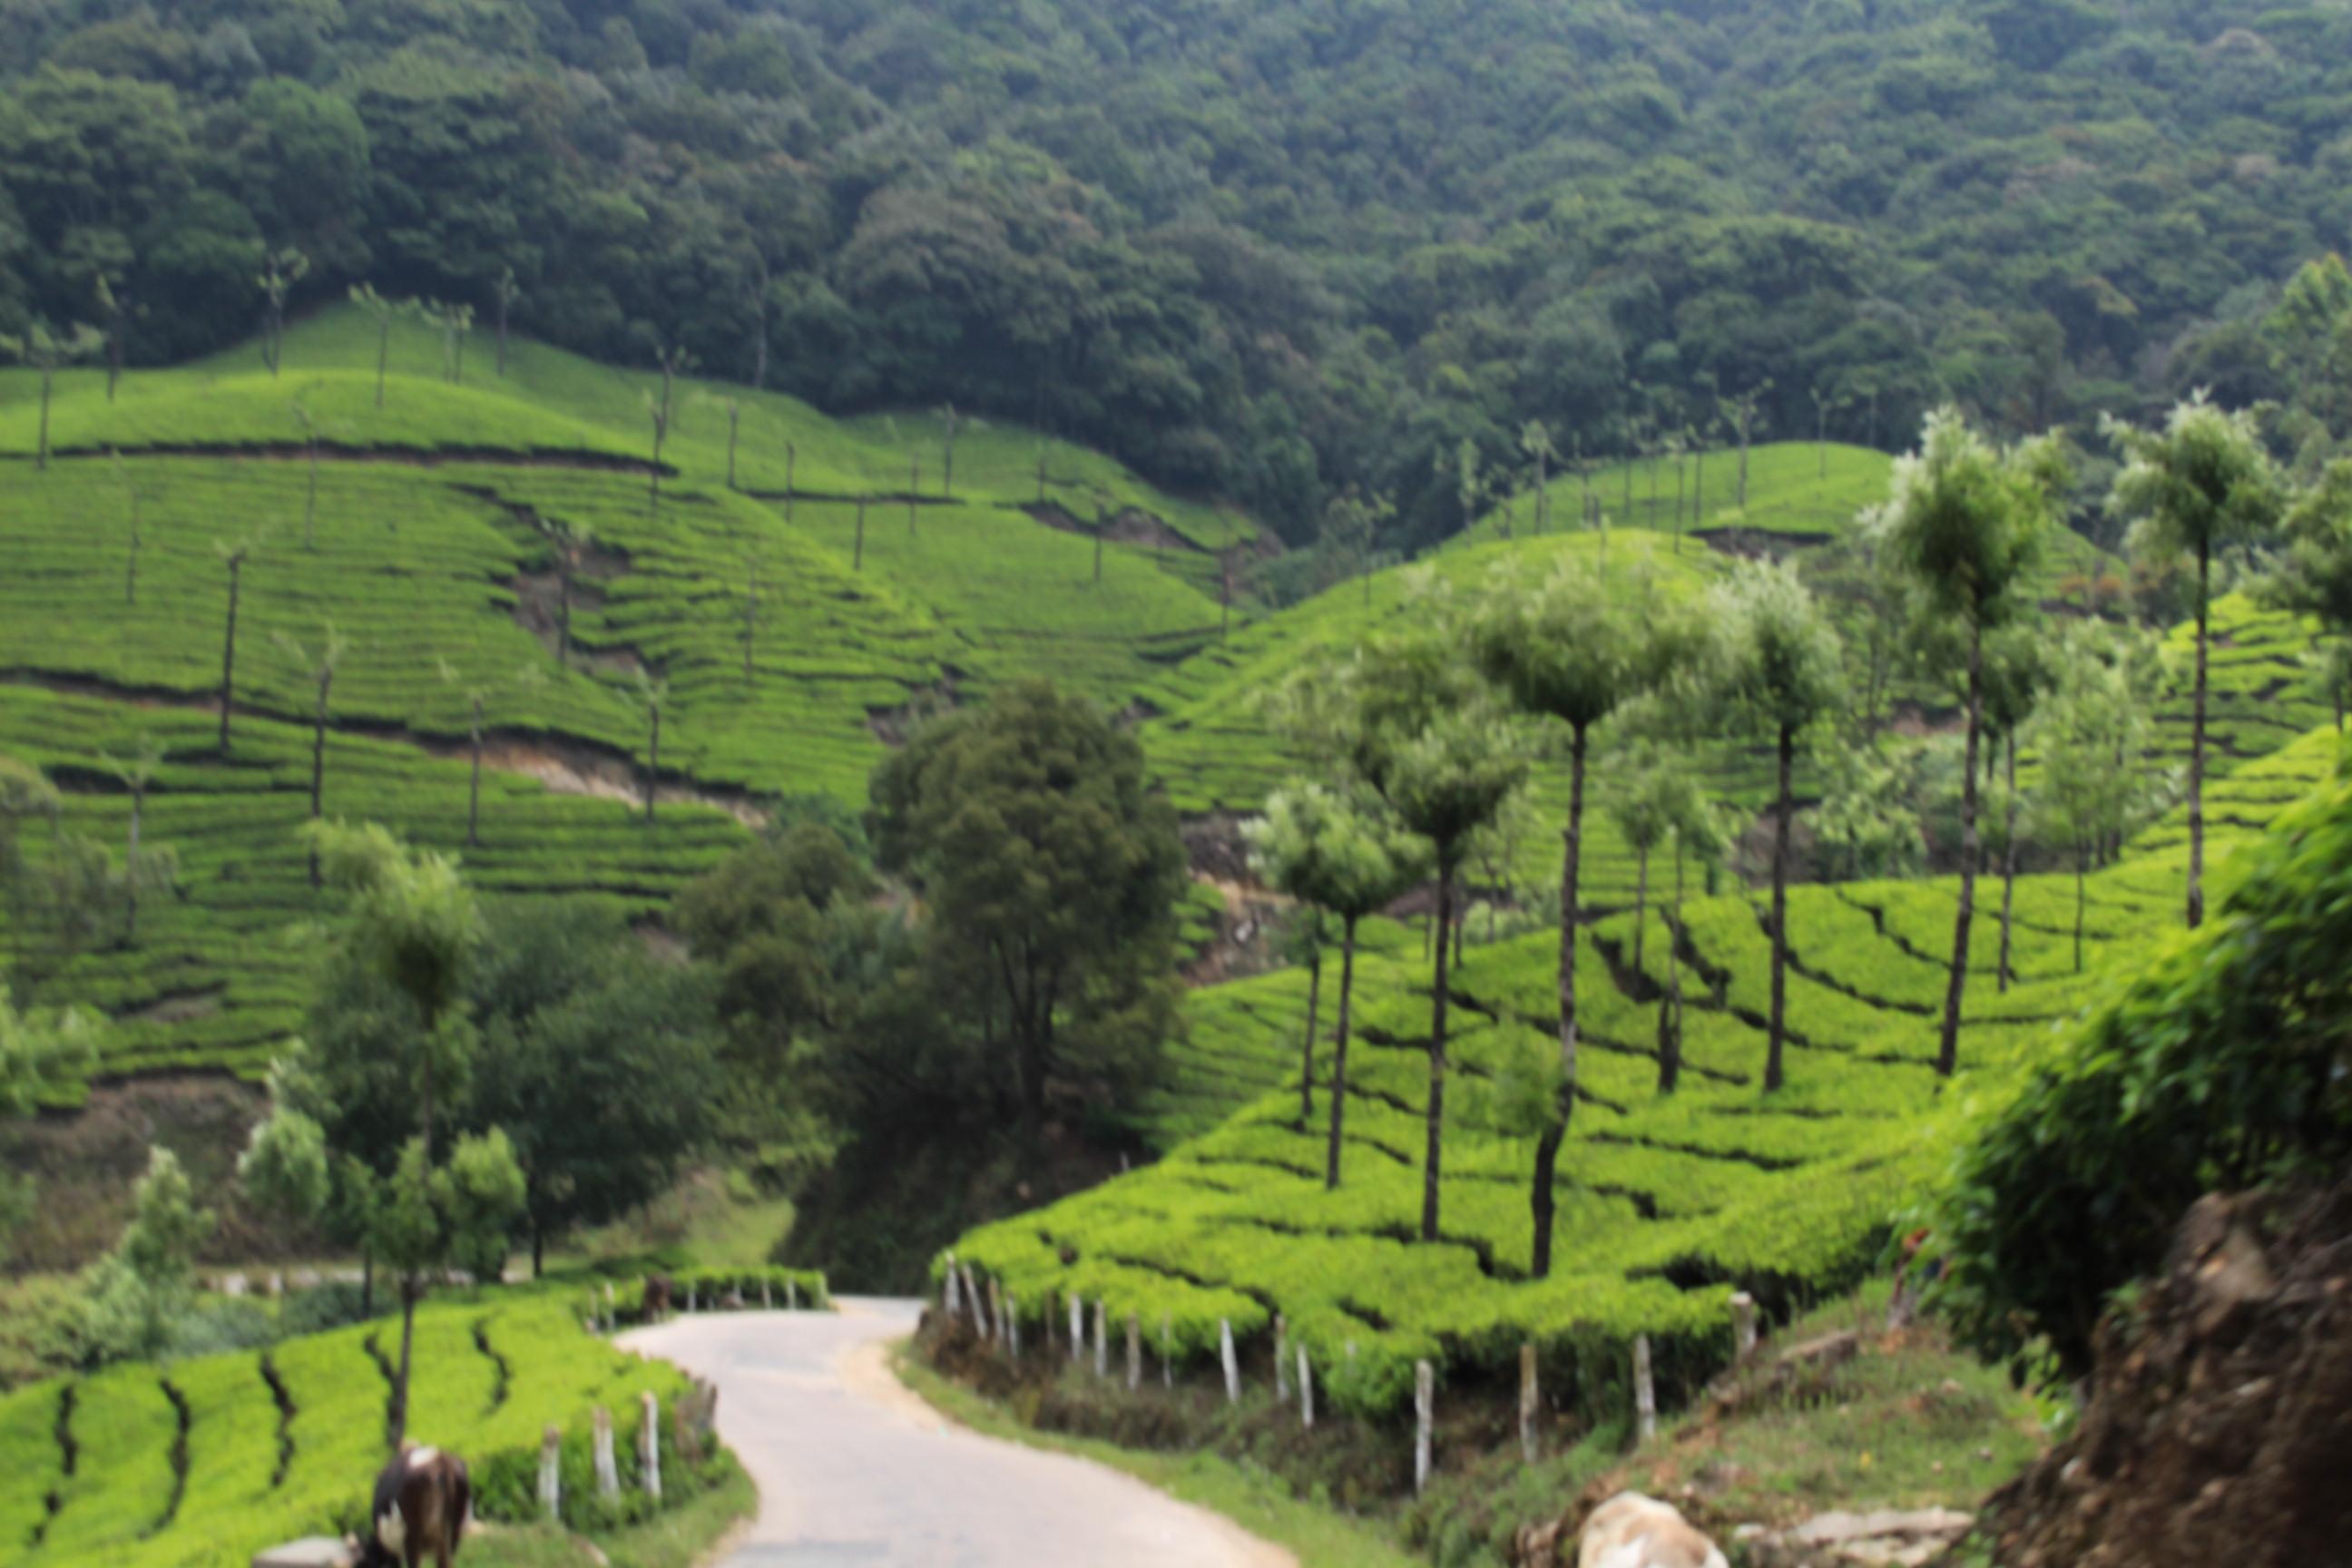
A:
[[1982, 1182, 2352, 1568]]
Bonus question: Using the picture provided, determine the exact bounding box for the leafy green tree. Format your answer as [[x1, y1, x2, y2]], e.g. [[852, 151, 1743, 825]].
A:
[[2, 319, 104, 469], [1654, 773, 1730, 1095], [1813, 745, 1925, 883], [1710, 561, 1845, 1093], [1246, 783, 1428, 1188], [2106, 396, 2286, 930], [80, 1146, 214, 1363], [1474, 563, 1682, 1274], [2266, 459, 2352, 733], [257, 246, 306, 376], [1519, 421, 1556, 532], [1872, 409, 2062, 1074], [1980, 628, 2053, 994], [428, 299, 473, 384], [466, 899, 720, 1274], [492, 267, 521, 377], [1328, 622, 1526, 1243], [871, 681, 1186, 1140], [298, 820, 488, 1445], [1603, 748, 1674, 985], [1720, 383, 1770, 509], [644, 342, 691, 504]]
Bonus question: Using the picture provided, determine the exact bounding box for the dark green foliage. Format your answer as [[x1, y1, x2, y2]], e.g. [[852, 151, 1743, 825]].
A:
[[1934, 748, 2352, 1383], [3, 2, 2345, 539], [871, 681, 1186, 1136]]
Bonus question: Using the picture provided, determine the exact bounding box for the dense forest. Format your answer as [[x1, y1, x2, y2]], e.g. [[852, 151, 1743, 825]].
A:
[[4, 0, 2350, 543]]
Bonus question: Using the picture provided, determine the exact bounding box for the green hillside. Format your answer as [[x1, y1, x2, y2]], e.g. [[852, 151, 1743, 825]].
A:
[[0, 1291, 706, 1568], [948, 720, 2345, 1421]]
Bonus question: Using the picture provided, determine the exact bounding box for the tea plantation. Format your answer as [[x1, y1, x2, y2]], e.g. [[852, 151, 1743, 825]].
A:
[[947, 719, 2347, 1423], [0, 1291, 697, 1568]]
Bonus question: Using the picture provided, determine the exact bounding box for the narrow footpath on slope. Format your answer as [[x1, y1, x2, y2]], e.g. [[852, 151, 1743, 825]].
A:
[[621, 1299, 1295, 1568]]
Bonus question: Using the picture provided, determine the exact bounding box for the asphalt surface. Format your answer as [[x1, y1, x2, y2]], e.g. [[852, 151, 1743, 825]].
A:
[[621, 1299, 1293, 1568]]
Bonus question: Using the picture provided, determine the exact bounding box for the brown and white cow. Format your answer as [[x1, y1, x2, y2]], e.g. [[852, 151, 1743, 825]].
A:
[[357, 1443, 472, 1568], [1577, 1492, 1728, 1568]]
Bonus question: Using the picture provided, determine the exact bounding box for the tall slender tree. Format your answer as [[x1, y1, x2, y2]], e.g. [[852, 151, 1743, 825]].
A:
[[1710, 561, 1845, 1092], [214, 539, 259, 755], [1873, 409, 2063, 1073], [2105, 396, 2284, 930], [97, 738, 172, 946], [1979, 630, 2053, 994], [2266, 459, 2352, 734], [289, 397, 324, 550], [348, 287, 408, 410], [2, 319, 104, 470], [492, 268, 521, 377], [634, 671, 669, 824], [1521, 421, 1556, 532], [279, 625, 350, 888], [2031, 626, 2154, 974], [1247, 784, 1428, 1185], [113, 450, 142, 606], [1472, 563, 1677, 1276], [1720, 382, 1771, 510], [259, 249, 308, 377], [1323, 627, 1525, 1242]]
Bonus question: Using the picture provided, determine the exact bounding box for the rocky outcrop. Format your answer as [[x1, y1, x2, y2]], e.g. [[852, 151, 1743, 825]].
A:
[[1980, 1182, 2352, 1567]]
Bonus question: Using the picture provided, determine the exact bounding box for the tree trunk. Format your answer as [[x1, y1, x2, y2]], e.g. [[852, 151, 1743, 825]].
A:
[[1323, 918, 1362, 1191], [1632, 846, 1649, 981], [1421, 861, 1456, 1244], [853, 497, 866, 571], [375, 319, 388, 409], [124, 787, 144, 945], [219, 560, 241, 756], [309, 669, 330, 888], [557, 556, 572, 670], [531, 1227, 544, 1280], [744, 565, 757, 682], [1299, 945, 1321, 1126], [36, 370, 52, 471], [361, 1250, 374, 1317], [1739, 429, 1751, 507], [1659, 838, 1684, 1093], [727, 407, 739, 491], [643, 707, 660, 823], [108, 324, 122, 403], [466, 697, 484, 848], [390, 1279, 417, 1451], [1767, 721, 1794, 1092], [125, 494, 140, 606], [2073, 846, 2087, 975], [2187, 543, 2210, 930], [909, 459, 919, 535], [304, 441, 318, 550], [1997, 733, 2020, 994], [496, 294, 510, 377], [785, 445, 796, 524], [1938, 620, 1984, 1078], [1530, 724, 1587, 1279]]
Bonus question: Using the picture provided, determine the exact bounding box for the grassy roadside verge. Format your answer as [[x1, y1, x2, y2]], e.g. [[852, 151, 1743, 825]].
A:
[[890, 1346, 1421, 1568], [464, 1454, 756, 1568]]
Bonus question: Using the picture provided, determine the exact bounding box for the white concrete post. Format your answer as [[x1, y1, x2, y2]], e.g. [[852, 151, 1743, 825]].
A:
[[787, 1279, 799, 1311], [639, 1391, 662, 1503], [686, 1283, 698, 1313], [593, 1406, 620, 1501], [1069, 1293, 1084, 1365], [1093, 1299, 1108, 1379], [1125, 1313, 1142, 1392], [1414, 1360, 1434, 1496], [1632, 1334, 1657, 1445], [1219, 1318, 1240, 1404], [1297, 1347, 1314, 1430], [538, 1425, 562, 1519], [1731, 1292, 1759, 1362], [1274, 1315, 1290, 1403], [1518, 1342, 1539, 1465]]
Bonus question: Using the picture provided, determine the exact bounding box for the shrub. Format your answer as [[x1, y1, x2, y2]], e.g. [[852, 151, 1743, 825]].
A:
[[1933, 745, 2352, 1382]]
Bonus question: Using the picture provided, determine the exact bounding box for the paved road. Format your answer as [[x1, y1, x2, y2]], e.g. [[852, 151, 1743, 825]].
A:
[[621, 1299, 1293, 1568]]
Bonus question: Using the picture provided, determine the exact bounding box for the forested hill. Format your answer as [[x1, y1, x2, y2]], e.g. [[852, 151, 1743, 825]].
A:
[[4, 0, 2347, 542]]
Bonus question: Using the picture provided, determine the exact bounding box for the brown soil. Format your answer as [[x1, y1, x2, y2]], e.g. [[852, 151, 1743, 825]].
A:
[[1023, 502, 1206, 555], [866, 678, 963, 746], [1981, 1182, 2352, 1568], [1182, 875, 1289, 986], [1, 1075, 319, 1271], [1693, 527, 1831, 561], [425, 730, 770, 831]]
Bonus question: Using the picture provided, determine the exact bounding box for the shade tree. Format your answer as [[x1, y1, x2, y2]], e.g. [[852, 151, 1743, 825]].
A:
[[2266, 458, 2352, 733], [2031, 626, 2158, 974], [1709, 560, 1845, 1093], [1473, 561, 1691, 1275], [2105, 395, 2285, 930], [2, 318, 105, 469], [1870, 408, 2063, 1074], [1245, 782, 1428, 1189]]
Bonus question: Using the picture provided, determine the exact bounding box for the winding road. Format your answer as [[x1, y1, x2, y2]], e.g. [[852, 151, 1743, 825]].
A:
[[621, 1300, 1294, 1568]]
